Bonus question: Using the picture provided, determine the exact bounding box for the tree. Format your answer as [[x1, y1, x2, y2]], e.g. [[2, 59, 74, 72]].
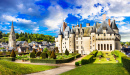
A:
[[65, 49, 69, 55], [0, 31, 2, 39], [10, 49, 16, 57], [43, 48, 48, 52], [125, 42, 130, 46], [120, 42, 124, 46], [50, 51, 56, 59]]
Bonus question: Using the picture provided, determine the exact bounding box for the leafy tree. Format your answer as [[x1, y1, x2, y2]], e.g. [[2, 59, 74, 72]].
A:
[[0, 31, 2, 39]]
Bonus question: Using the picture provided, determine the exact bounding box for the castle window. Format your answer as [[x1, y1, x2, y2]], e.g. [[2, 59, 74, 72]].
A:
[[93, 36, 94, 37], [65, 42, 66, 44], [101, 44, 103, 50], [110, 44, 112, 50], [98, 34, 99, 36], [76, 46, 78, 49], [104, 44, 106, 50], [107, 44, 109, 50], [65, 46, 66, 48], [76, 37, 78, 40], [76, 41, 78, 44], [81, 41, 83, 44], [81, 46, 83, 49], [98, 44, 100, 50], [110, 34, 111, 36], [90, 46, 92, 49], [81, 37, 82, 40]]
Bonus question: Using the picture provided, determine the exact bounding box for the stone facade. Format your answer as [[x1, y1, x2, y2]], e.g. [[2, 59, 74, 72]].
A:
[[8, 21, 16, 49], [55, 15, 121, 55]]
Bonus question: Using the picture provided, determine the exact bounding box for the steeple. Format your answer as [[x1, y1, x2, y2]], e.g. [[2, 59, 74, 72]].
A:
[[10, 21, 15, 34]]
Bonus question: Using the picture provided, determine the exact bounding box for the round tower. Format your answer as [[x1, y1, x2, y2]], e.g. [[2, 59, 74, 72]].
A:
[[111, 20, 119, 34], [69, 29, 75, 53], [58, 28, 63, 53]]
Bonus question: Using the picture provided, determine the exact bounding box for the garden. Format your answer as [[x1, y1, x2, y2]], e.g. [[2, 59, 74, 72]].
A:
[[64, 50, 130, 75]]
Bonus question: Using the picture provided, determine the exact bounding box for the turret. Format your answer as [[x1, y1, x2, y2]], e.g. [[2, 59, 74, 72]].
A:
[[110, 20, 119, 34], [69, 29, 75, 53], [58, 28, 63, 53]]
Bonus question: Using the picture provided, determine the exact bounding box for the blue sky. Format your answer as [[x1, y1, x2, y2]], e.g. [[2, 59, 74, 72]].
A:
[[0, 0, 130, 42]]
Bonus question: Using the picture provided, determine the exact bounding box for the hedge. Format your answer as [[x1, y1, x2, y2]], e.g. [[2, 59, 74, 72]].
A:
[[30, 53, 80, 64], [89, 50, 98, 57], [0, 55, 10, 57], [30, 56, 75, 64], [0, 57, 15, 61], [81, 55, 93, 65], [122, 56, 130, 73]]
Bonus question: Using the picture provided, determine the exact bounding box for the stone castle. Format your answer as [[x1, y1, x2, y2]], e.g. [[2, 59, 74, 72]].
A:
[[8, 21, 16, 49], [55, 14, 121, 55]]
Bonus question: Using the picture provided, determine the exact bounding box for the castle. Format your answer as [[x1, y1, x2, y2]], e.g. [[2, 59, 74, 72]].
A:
[[55, 14, 121, 55], [8, 21, 16, 49]]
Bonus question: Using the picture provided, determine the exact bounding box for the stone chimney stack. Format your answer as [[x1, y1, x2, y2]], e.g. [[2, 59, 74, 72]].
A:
[[108, 19, 111, 27], [103, 14, 106, 21], [72, 26, 74, 28], [63, 22, 65, 32], [86, 23, 90, 27], [77, 25, 79, 27]]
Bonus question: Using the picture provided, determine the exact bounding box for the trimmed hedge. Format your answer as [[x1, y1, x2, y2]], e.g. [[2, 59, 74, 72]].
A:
[[0, 55, 10, 57], [30, 53, 80, 64], [0, 57, 15, 61], [89, 50, 98, 57], [122, 56, 130, 73], [81, 55, 93, 65], [75, 62, 79, 66], [30, 56, 75, 64]]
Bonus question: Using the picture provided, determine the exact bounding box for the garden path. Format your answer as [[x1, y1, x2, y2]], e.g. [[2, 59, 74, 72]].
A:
[[14, 55, 86, 75]]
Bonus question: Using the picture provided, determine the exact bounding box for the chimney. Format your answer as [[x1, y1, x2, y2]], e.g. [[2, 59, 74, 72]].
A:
[[108, 19, 111, 27], [86, 23, 90, 27], [77, 25, 79, 27], [65, 23, 67, 27], [63, 22, 65, 32], [72, 26, 74, 28], [103, 14, 106, 20], [80, 24, 82, 30]]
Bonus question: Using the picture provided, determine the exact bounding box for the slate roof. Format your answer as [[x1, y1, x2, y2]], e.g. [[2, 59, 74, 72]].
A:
[[91, 23, 96, 33], [96, 21, 114, 34], [70, 29, 75, 34], [58, 28, 62, 35], [111, 20, 118, 29]]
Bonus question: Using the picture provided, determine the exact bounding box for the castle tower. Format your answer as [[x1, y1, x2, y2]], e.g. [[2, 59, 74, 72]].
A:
[[8, 21, 16, 49], [69, 29, 75, 53], [90, 23, 96, 51], [111, 20, 119, 34], [58, 28, 63, 53]]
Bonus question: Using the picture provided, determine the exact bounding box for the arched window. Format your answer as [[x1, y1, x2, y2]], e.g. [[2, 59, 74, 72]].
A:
[[98, 44, 100, 50], [110, 44, 112, 50], [107, 44, 109, 50], [104, 44, 106, 50], [101, 44, 103, 50]]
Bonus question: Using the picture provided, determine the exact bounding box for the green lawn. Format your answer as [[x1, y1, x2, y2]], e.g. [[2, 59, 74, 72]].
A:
[[0, 60, 57, 75], [61, 63, 129, 75], [94, 51, 121, 63]]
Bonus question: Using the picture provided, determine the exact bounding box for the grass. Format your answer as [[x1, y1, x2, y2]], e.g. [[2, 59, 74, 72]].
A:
[[61, 63, 129, 75], [0, 60, 57, 75], [94, 51, 121, 63]]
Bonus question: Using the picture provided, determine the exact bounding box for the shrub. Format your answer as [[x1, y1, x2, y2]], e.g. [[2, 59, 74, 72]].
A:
[[97, 51, 103, 57], [10, 49, 16, 57], [0, 52, 3, 55], [54, 47, 59, 53], [89, 50, 98, 57], [47, 51, 52, 57], [36, 51, 42, 57], [81, 55, 93, 65], [32, 49, 36, 54], [30, 52, 35, 58], [75, 62, 79, 66], [43, 48, 48, 52], [122, 56, 130, 73], [50, 51, 56, 59], [40, 52, 47, 59], [65, 49, 69, 55]]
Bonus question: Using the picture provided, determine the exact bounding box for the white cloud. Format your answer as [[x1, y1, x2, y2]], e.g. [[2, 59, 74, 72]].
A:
[[17, 4, 23, 9], [2, 15, 36, 24], [33, 27, 39, 33]]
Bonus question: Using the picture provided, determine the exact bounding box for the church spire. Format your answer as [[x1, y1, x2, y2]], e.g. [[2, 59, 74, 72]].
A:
[[10, 21, 15, 34]]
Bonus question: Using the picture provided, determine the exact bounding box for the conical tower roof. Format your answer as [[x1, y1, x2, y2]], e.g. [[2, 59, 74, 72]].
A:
[[111, 20, 118, 29], [58, 28, 62, 35], [91, 23, 96, 33], [10, 21, 15, 34]]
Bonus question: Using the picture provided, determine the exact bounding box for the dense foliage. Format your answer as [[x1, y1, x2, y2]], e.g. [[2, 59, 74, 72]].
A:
[[43, 48, 48, 52], [97, 51, 103, 57], [10, 50, 16, 57], [89, 50, 98, 57], [81, 55, 93, 65], [36, 51, 42, 57], [75, 62, 79, 66], [0, 31, 55, 43], [122, 56, 130, 73], [30, 52, 35, 58], [40, 52, 47, 59]]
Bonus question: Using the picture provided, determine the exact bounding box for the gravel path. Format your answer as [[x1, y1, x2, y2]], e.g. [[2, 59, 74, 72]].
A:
[[14, 55, 86, 75]]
